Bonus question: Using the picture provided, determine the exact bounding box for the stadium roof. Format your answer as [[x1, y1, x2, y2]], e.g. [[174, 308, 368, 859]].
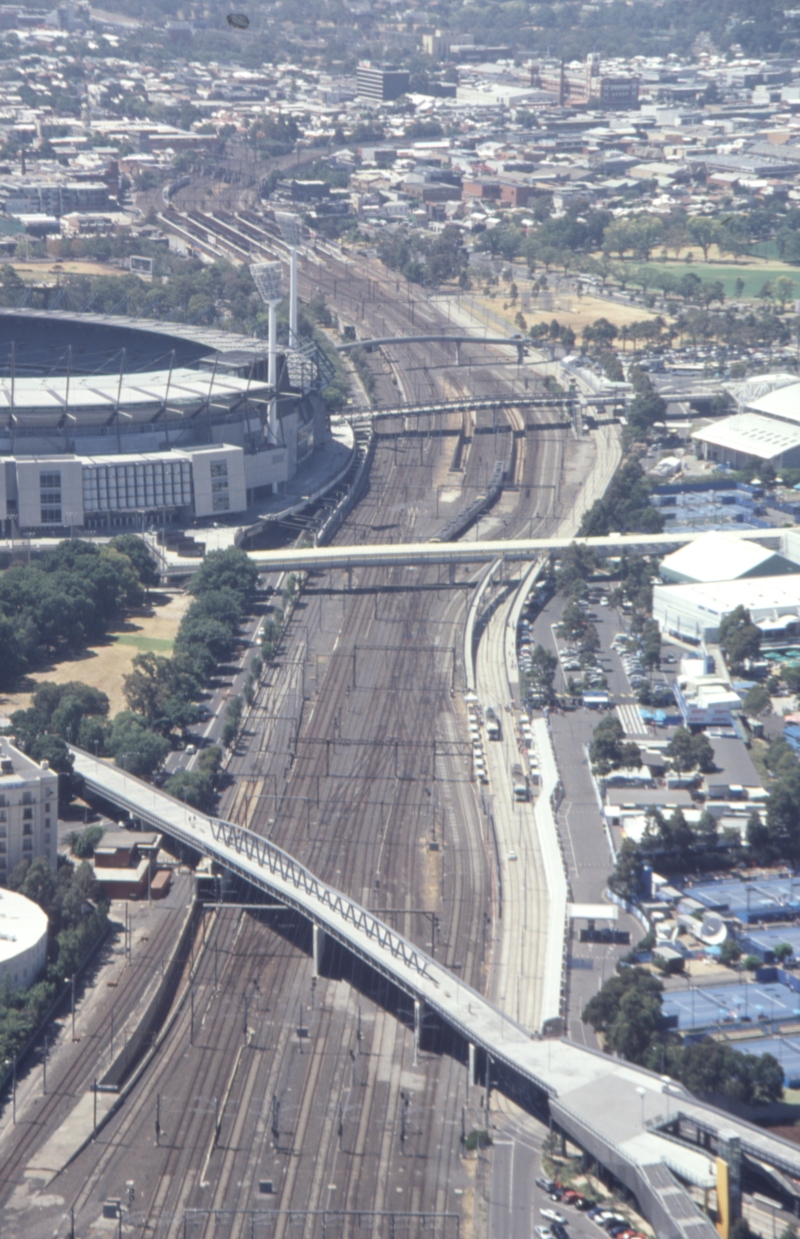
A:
[[0, 368, 272, 417]]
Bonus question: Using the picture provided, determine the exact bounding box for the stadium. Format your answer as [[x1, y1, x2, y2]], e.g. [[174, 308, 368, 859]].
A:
[[0, 308, 333, 536]]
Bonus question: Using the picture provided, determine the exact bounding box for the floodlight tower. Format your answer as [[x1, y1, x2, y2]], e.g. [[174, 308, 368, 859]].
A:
[[250, 261, 283, 442], [275, 211, 302, 349]]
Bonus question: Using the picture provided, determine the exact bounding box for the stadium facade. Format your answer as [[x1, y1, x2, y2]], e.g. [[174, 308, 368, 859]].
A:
[[0, 309, 332, 535]]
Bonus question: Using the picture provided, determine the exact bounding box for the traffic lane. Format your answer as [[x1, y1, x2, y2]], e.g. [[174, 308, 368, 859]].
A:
[[490, 1119, 624, 1239]]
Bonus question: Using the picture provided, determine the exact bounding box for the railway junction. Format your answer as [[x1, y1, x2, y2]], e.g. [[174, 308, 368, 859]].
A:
[[0, 215, 789, 1239]]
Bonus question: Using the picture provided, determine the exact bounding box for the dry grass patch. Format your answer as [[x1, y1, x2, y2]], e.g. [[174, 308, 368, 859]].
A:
[[0, 589, 191, 720]]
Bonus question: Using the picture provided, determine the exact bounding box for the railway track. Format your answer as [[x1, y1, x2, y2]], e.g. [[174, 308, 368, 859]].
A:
[[1, 231, 590, 1239]]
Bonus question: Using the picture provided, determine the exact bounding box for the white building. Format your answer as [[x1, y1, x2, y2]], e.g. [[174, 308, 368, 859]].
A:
[[654, 576, 800, 647], [0, 888, 48, 992], [692, 378, 800, 469], [659, 530, 796, 585], [0, 737, 59, 887], [672, 663, 742, 728]]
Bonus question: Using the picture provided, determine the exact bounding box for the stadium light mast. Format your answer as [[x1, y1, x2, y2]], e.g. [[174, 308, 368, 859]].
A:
[[250, 261, 283, 442], [275, 212, 302, 349]]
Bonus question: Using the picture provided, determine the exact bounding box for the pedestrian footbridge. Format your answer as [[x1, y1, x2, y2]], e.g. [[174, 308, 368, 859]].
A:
[[71, 748, 800, 1239]]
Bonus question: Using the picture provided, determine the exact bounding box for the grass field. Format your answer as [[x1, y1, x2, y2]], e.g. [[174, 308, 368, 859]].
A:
[[0, 590, 190, 719], [114, 634, 175, 653], [640, 260, 799, 301]]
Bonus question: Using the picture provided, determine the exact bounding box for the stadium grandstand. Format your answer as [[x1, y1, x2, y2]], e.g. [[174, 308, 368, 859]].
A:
[[0, 309, 333, 536]]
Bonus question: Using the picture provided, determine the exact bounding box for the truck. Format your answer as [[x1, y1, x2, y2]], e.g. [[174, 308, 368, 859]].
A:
[[485, 708, 501, 741], [511, 763, 529, 801]]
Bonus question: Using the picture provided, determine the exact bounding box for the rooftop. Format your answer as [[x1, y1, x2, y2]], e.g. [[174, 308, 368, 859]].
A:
[[691, 412, 800, 461], [659, 531, 783, 584], [0, 887, 48, 964]]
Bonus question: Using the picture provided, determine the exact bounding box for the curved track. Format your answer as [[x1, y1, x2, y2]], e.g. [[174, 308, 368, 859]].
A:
[[0, 241, 598, 1239]]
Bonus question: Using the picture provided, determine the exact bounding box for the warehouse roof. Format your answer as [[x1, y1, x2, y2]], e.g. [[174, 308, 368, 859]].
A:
[[747, 381, 800, 424], [659, 530, 783, 584], [691, 412, 800, 461], [654, 575, 800, 621]]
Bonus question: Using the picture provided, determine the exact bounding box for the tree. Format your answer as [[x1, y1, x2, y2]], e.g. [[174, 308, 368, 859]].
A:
[[719, 938, 742, 966], [527, 644, 558, 701], [688, 217, 718, 262], [719, 606, 761, 673], [65, 825, 105, 858], [108, 534, 160, 588], [108, 712, 170, 777], [165, 768, 216, 813], [188, 548, 259, 606], [665, 727, 714, 774], [590, 715, 640, 775], [773, 275, 795, 313], [743, 683, 771, 717]]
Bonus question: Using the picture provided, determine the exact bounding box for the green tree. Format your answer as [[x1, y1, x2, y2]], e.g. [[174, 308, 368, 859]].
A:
[[189, 548, 259, 606], [108, 712, 170, 777], [108, 534, 160, 588], [719, 606, 761, 673], [743, 683, 771, 717], [688, 217, 718, 262]]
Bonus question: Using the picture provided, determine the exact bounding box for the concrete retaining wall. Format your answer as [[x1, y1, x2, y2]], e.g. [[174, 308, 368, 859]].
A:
[[99, 899, 199, 1090]]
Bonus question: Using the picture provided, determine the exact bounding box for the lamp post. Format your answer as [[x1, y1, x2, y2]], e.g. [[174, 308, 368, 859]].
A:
[[249, 262, 283, 445]]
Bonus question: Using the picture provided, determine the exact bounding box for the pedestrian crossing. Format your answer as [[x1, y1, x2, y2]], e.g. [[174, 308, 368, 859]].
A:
[[616, 703, 649, 737]]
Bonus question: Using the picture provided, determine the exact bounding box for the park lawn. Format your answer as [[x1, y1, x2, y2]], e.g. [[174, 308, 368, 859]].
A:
[[114, 634, 175, 652], [0, 590, 190, 719], [643, 261, 798, 300]]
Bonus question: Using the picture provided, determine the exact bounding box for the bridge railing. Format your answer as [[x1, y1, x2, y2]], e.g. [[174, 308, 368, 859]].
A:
[[209, 818, 433, 981]]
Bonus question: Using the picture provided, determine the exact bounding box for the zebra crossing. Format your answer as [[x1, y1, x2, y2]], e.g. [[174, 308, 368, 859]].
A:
[[616, 703, 650, 737]]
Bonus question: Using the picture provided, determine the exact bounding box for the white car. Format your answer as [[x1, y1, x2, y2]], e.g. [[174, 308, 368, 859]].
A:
[[599, 596, 609, 606], [535, 1229, 554, 1239], [541, 1210, 567, 1225]]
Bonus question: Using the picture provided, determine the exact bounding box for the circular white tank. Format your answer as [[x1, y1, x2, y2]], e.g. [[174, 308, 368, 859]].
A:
[[0, 889, 48, 992]]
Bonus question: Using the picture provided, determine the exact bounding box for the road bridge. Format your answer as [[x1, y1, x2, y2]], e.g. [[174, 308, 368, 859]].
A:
[[70, 747, 800, 1239]]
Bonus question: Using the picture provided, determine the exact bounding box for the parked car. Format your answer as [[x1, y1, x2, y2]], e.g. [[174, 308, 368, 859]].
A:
[[541, 1210, 567, 1225], [534, 1228, 553, 1239], [536, 1178, 557, 1193]]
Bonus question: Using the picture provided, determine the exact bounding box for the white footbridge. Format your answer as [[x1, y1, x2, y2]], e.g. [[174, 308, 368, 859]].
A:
[[71, 748, 800, 1239]]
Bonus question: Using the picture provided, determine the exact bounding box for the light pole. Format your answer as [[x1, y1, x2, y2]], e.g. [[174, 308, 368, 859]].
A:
[[276, 212, 302, 349], [250, 262, 283, 445]]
